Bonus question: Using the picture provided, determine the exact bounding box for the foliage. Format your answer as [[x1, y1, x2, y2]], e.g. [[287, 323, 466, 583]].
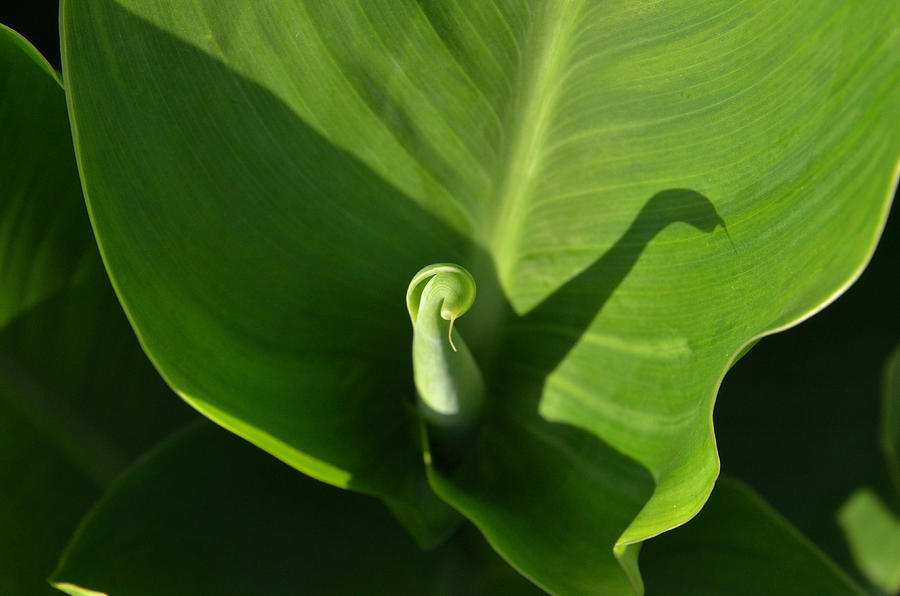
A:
[[0, 2, 898, 594], [0, 23, 192, 594]]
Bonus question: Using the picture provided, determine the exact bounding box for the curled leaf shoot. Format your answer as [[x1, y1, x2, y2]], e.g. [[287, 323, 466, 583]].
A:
[[406, 264, 485, 444]]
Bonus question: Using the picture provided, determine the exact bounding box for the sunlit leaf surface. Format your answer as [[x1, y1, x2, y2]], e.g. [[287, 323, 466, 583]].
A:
[[62, 1, 899, 591]]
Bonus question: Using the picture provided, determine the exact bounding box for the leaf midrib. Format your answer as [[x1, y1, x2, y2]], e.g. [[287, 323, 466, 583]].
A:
[[488, 1, 584, 286]]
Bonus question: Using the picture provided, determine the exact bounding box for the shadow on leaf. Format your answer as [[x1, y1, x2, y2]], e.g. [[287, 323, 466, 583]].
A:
[[73, 3, 726, 591]]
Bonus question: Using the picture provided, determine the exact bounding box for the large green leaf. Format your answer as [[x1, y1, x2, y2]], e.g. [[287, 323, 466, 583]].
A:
[[61, 1, 900, 592], [51, 421, 543, 596], [640, 477, 865, 596], [61, 0, 472, 546], [0, 23, 192, 594]]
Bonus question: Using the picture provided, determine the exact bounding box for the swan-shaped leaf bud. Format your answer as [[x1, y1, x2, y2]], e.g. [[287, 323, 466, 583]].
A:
[[406, 264, 485, 447]]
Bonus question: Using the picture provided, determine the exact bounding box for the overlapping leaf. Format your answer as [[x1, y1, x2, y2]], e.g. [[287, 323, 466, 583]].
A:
[[61, 1, 900, 592], [51, 421, 542, 596], [0, 24, 191, 594], [641, 478, 865, 596]]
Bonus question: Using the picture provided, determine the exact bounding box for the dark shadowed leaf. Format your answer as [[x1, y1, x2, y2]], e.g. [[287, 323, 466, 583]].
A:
[[51, 421, 544, 596], [0, 23, 192, 594], [641, 477, 864, 596]]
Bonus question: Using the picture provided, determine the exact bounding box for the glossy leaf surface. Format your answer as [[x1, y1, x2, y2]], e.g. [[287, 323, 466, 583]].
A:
[[61, 1, 900, 591], [0, 24, 191, 595], [51, 421, 543, 596]]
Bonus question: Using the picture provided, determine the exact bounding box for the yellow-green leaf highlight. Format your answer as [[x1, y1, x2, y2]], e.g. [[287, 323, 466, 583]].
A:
[[62, 1, 900, 592]]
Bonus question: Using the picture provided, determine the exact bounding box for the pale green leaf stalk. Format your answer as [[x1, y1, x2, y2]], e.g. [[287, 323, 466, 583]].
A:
[[407, 264, 485, 456]]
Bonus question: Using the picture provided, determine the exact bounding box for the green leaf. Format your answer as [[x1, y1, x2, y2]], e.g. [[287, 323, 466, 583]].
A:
[[0, 24, 192, 594], [427, 411, 653, 595], [640, 477, 865, 596], [837, 489, 900, 594], [61, 0, 470, 544], [51, 421, 544, 596], [0, 397, 97, 596], [61, 1, 900, 591], [1, 24, 72, 328]]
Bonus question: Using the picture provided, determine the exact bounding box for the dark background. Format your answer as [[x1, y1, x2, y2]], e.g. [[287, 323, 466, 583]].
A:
[[3, 1, 898, 584], [3, 2, 61, 70], [717, 202, 899, 573]]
